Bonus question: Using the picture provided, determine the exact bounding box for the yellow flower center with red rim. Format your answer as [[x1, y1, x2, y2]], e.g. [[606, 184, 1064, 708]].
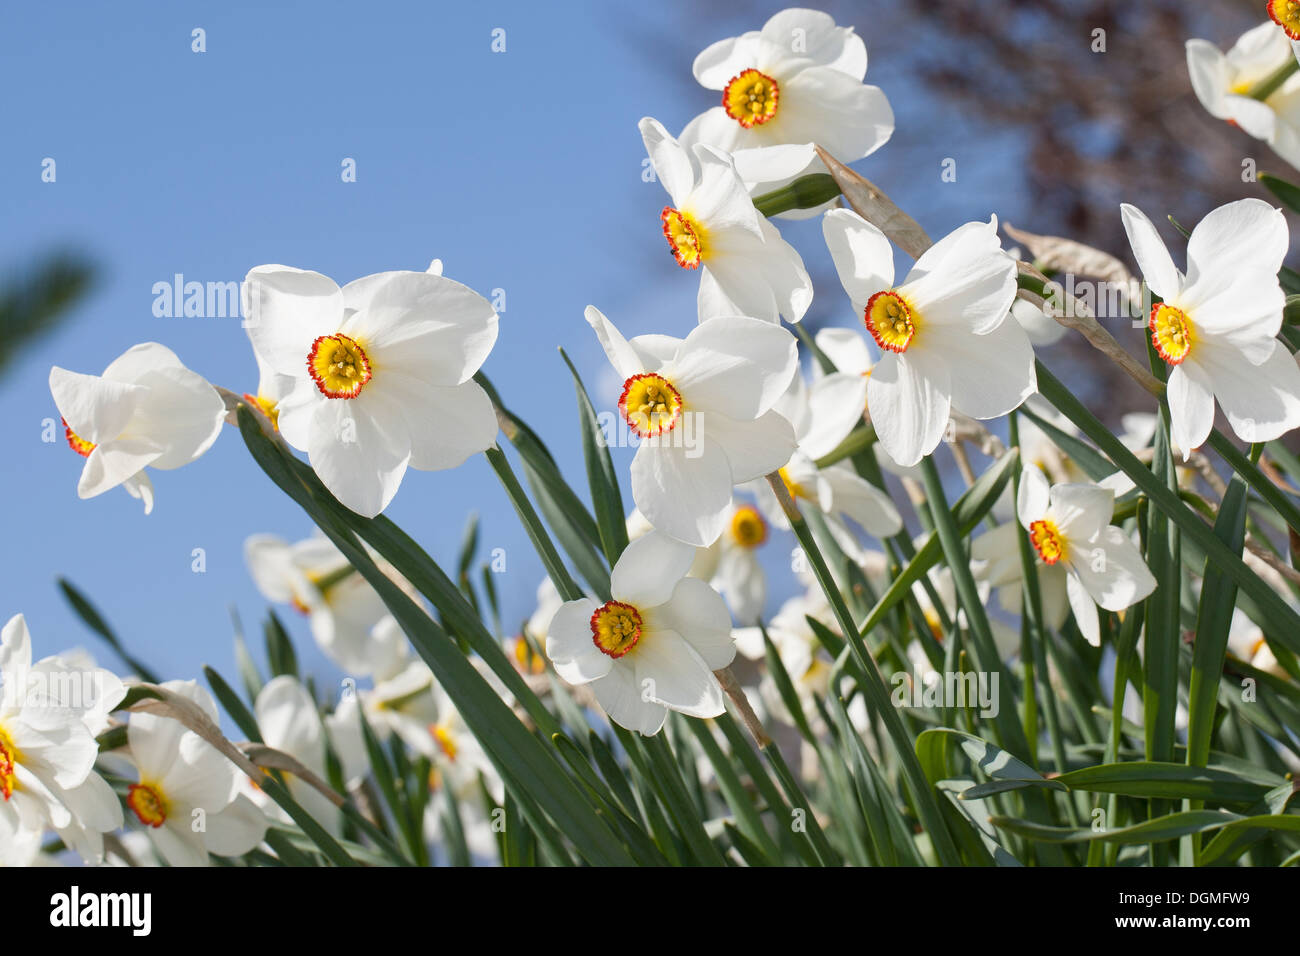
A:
[[63, 418, 95, 457], [723, 68, 780, 128], [865, 291, 917, 353], [1269, 0, 1300, 39], [0, 726, 18, 801], [777, 466, 808, 501], [620, 373, 683, 437], [661, 207, 706, 269], [590, 600, 643, 658], [1149, 303, 1193, 366], [307, 333, 372, 398], [1029, 519, 1065, 565], [127, 782, 169, 828], [431, 724, 458, 762], [729, 504, 768, 549], [242, 392, 281, 429]]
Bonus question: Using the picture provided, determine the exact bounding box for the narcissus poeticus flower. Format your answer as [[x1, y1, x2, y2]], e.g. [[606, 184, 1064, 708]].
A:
[[1188, 20, 1300, 169], [640, 118, 812, 325], [545, 532, 737, 736], [822, 208, 1033, 467], [243, 266, 500, 517], [48, 342, 226, 513], [586, 304, 798, 547], [1121, 199, 1300, 455], [1016, 469, 1156, 646], [124, 680, 269, 867], [679, 7, 893, 217]]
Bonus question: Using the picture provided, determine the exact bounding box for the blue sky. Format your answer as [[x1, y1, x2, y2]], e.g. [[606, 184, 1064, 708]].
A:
[[1, 1, 1031, 697]]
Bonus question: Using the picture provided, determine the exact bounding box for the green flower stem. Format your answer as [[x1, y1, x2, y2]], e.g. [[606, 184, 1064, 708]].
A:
[[751, 173, 841, 217], [1247, 57, 1299, 101], [485, 446, 583, 602], [765, 472, 962, 867]]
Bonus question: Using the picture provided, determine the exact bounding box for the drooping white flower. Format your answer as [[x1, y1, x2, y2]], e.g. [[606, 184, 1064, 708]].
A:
[[1121, 198, 1300, 454], [48, 343, 226, 513], [823, 208, 1033, 467], [252, 675, 364, 836], [242, 265, 500, 517], [586, 305, 797, 546], [1016, 469, 1157, 646], [1188, 20, 1300, 169], [640, 118, 812, 325], [124, 680, 268, 867], [0, 615, 126, 865], [244, 532, 409, 677], [679, 7, 893, 217], [545, 532, 737, 736]]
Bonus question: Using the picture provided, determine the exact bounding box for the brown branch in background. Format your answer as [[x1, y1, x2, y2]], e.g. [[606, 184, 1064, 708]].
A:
[[714, 665, 772, 749]]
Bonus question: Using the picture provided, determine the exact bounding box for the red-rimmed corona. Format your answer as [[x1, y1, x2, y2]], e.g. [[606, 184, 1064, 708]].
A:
[[0, 728, 17, 801], [589, 600, 643, 658], [307, 333, 372, 398], [661, 207, 705, 269], [1268, 0, 1300, 40], [1028, 519, 1065, 565], [864, 290, 917, 353], [722, 68, 780, 128], [62, 417, 95, 457], [126, 782, 168, 828], [1149, 302, 1193, 366], [619, 372, 683, 438]]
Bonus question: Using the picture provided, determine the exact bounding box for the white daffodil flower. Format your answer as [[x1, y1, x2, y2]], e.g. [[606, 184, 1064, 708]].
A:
[[679, 7, 893, 218], [1121, 198, 1300, 455], [1226, 608, 1287, 678], [48, 342, 225, 514], [242, 265, 500, 517], [747, 366, 902, 557], [244, 533, 414, 677], [585, 305, 798, 547], [971, 521, 1070, 636], [0, 615, 126, 865], [640, 117, 812, 325], [1188, 20, 1300, 169], [1016, 469, 1157, 646], [710, 501, 770, 625], [823, 208, 1033, 467], [252, 675, 364, 837], [545, 532, 737, 736], [124, 680, 268, 867]]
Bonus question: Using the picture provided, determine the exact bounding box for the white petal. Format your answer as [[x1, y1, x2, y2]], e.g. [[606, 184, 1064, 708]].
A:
[[307, 397, 411, 518], [585, 306, 645, 379], [78, 438, 164, 500], [658, 576, 738, 667], [202, 794, 269, 857], [866, 351, 951, 468], [760, 8, 866, 78], [590, 665, 668, 736], [1186, 198, 1289, 287], [49, 367, 146, 444], [708, 410, 798, 482], [669, 316, 798, 420], [242, 265, 344, 376], [692, 32, 764, 89], [1185, 39, 1232, 120], [927, 318, 1036, 421], [822, 208, 894, 309], [1017, 466, 1051, 528], [255, 676, 322, 765], [634, 629, 725, 718], [774, 67, 894, 162], [1049, 482, 1115, 544], [1202, 338, 1300, 443], [630, 440, 733, 547], [639, 116, 698, 205], [902, 218, 1017, 334], [1069, 526, 1157, 613], [819, 465, 903, 537], [1120, 204, 1182, 300], [611, 532, 696, 608], [381, 373, 497, 471], [1065, 571, 1101, 646], [120, 363, 226, 469], [1166, 361, 1215, 456], [799, 372, 868, 460]]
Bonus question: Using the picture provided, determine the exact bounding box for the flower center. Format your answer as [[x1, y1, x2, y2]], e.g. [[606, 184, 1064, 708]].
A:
[[512, 636, 546, 675], [723, 68, 780, 128], [661, 207, 706, 269], [729, 505, 768, 549], [307, 333, 372, 399], [127, 782, 169, 828], [620, 373, 684, 438], [1149, 303, 1193, 366], [63, 418, 95, 457], [431, 724, 458, 762], [243, 392, 281, 429], [1029, 519, 1065, 565], [865, 291, 917, 353], [0, 726, 19, 801], [1269, 0, 1300, 39], [590, 600, 643, 658]]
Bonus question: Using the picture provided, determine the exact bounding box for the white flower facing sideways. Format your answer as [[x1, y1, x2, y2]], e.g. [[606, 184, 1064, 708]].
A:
[[545, 532, 737, 736], [1016, 468, 1157, 646], [822, 208, 1034, 467], [0, 614, 125, 864], [243, 265, 500, 517], [640, 117, 812, 325], [1121, 198, 1300, 455], [679, 7, 893, 217], [124, 680, 268, 867], [48, 342, 226, 514], [1187, 19, 1300, 169], [586, 305, 798, 547]]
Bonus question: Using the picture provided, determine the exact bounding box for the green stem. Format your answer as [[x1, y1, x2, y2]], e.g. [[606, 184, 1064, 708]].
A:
[[1247, 57, 1299, 102], [752, 173, 841, 217]]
